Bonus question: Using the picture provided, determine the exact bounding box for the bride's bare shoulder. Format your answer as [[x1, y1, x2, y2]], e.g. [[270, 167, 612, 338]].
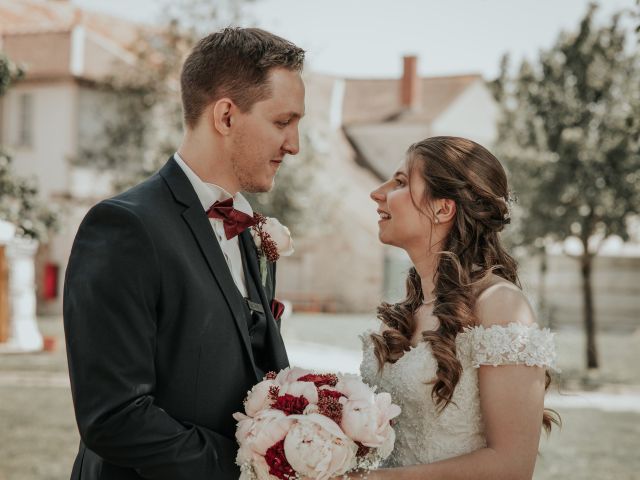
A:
[[473, 274, 536, 328]]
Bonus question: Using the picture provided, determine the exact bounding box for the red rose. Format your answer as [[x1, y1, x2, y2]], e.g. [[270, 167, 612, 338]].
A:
[[297, 373, 338, 388], [272, 394, 309, 415], [265, 439, 296, 480], [355, 441, 372, 458], [318, 389, 343, 400]]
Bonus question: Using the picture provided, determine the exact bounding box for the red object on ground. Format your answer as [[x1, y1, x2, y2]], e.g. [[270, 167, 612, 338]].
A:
[[43, 262, 59, 300], [43, 336, 56, 352]]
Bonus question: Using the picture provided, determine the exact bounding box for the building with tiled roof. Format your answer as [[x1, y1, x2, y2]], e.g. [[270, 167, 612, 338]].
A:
[[280, 57, 498, 312], [0, 0, 141, 313], [0, 1, 500, 313], [275, 59, 500, 310], [342, 56, 498, 181], [0, 0, 138, 81]]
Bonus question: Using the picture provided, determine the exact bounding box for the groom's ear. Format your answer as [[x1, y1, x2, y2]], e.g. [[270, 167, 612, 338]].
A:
[[211, 98, 234, 135]]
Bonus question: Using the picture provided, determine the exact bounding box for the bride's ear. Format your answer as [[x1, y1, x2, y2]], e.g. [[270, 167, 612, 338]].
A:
[[434, 199, 456, 224]]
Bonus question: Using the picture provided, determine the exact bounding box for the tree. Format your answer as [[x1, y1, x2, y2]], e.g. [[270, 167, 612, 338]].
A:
[[0, 52, 23, 97], [490, 4, 640, 369], [0, 53, 58, 241], [75, 0, 323, 232], [70, 15, 189, 186]]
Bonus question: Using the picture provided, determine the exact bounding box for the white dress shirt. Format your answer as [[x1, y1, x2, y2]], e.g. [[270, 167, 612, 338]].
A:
[[173, 152, 252, 298]]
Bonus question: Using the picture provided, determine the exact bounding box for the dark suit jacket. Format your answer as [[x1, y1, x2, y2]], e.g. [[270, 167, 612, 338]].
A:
[[63, 158, 289, 479]]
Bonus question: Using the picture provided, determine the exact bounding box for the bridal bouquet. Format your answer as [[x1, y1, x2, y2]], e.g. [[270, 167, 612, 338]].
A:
[[233, 367, 401, 480]]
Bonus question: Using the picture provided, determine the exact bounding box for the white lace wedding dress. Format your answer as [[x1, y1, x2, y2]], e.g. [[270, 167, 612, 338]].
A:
[[360, 323, 558, 467]]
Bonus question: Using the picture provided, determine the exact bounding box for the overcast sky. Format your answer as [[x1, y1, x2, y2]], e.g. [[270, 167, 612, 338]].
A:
[[74, 0, 637, 79]]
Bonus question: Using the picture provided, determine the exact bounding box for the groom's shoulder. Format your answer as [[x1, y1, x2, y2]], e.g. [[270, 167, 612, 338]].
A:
[[106, 156, 180, 211], [83, 168, 172, 229], [109, 171, 167, 211]]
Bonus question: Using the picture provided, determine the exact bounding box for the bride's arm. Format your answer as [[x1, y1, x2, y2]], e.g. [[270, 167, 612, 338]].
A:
[[364, 284, 547, 480]]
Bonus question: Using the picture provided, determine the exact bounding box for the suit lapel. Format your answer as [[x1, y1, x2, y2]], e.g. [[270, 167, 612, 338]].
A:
[[160, 158, 259, 374], [239, 230, 289, 370]]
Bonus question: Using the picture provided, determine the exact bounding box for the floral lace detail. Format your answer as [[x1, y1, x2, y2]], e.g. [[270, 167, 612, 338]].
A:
[[462, 323, 558, 371], [359, 323, 558, 468]]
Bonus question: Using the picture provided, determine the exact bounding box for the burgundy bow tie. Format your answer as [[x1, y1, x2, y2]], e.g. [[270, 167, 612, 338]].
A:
[[207, 198, 257, 240]]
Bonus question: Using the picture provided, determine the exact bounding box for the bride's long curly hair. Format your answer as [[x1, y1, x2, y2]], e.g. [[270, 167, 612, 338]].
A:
[[371, 136, 559, 433]]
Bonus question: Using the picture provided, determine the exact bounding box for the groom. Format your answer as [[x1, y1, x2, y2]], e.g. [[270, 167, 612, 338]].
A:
[[63, 28, 305, 479]]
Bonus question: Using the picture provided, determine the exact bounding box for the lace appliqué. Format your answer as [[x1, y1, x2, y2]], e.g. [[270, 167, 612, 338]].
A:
[[359, 323, 559, 468], [464, 323, 559, 372]]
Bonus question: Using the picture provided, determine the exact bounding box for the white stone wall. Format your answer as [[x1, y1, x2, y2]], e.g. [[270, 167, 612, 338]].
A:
[[1, 81, 78, 198], [520, 254, 640, 330]]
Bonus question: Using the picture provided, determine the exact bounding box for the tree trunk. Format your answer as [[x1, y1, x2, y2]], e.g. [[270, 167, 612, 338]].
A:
[[538, 249, 550, 328], [0, 245, 9, 343], [580, 247, 598, 369]]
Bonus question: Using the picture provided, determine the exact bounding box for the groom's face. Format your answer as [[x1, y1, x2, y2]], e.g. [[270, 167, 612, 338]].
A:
[[230, 68, 305, 193]]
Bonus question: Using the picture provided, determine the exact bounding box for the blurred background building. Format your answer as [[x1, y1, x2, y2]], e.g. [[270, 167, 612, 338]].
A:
[[0, 0, 639, 323], [0, 0, 505, 314]]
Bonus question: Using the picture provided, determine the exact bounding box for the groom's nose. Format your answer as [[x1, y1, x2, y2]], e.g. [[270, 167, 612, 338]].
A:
[[282, 129, 300, 156]]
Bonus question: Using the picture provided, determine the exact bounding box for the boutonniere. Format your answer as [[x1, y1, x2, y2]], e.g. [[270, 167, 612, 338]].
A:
[[250, 213, 294, 285]]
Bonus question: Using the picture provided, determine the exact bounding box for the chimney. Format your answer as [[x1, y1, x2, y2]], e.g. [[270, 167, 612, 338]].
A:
[[400, 55, 420, 111]]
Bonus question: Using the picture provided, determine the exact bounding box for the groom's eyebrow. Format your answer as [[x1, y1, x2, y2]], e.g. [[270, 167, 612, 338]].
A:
[[279, 110, 304, 120]]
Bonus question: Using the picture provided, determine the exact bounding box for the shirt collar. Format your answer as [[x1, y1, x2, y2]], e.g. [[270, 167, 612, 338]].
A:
[[173, 152, 253, 217]]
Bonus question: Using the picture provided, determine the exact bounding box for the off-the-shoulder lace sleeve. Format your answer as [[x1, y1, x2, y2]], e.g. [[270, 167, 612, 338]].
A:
[[464, 323, 559, 371], [359, 329, 374, 347]]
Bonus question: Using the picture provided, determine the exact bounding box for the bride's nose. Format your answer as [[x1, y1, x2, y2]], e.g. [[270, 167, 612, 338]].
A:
[[370, 185, 386, 202]]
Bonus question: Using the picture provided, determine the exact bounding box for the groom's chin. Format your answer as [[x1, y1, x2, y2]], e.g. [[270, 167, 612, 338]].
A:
[[259, 181, 275, 193], [243, 179, 275, 194]]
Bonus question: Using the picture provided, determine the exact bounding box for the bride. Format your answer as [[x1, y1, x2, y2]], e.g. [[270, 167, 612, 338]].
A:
[[359, 136, 560, 479]]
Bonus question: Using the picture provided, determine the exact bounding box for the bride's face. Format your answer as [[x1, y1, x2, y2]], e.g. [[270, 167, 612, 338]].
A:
[[370, 158, 433, 250]]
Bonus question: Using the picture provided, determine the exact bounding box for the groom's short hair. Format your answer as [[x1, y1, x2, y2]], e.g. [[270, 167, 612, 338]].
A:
[[180, 27, 305, 128]]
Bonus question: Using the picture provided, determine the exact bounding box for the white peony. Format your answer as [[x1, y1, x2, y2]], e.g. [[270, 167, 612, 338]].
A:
[[339, 386, 401, 449], [233, 410, 294, 458], [244, 379, 278, 417], [284, 414, 358, 480]]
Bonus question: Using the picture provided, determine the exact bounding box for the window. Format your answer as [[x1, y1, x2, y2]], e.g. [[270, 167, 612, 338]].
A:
[[17, 93, 34, 148]]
